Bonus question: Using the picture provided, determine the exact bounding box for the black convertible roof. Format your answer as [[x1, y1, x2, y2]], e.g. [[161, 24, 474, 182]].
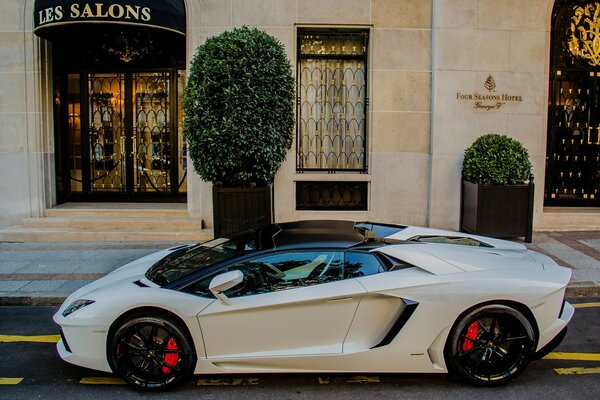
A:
[[256, 220, 407, 250]]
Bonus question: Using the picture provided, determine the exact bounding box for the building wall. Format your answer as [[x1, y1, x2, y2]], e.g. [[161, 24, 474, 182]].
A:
[[0, 0, 561, 231], [429, 0, 554, 230], [0, 0, 51, 227], [187, 0, 433, 227]]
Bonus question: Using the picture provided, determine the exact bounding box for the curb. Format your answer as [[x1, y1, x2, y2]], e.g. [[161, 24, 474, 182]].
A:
[[565, 285, 600, 297], [0, 296, 65, 306]]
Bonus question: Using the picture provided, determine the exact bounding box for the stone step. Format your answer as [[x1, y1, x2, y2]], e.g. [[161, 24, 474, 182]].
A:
[[0, 226, 213, 243], [46, 207, 191, 220], [0, 203, 212, 243], [23, 216, 202, 231], [537, 208, 600, 231]]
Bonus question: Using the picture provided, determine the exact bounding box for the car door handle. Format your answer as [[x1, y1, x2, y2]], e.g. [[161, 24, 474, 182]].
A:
[[327, 297, 354, 303]]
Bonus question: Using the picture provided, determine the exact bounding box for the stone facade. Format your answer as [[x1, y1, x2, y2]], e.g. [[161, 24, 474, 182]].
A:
[[430, 0, 553, 229], [0, 0, 53, 226], [0, 0, 568, 232]]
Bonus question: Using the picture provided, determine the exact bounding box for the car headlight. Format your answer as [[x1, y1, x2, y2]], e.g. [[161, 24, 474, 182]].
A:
[[62, 299, 95, 317]]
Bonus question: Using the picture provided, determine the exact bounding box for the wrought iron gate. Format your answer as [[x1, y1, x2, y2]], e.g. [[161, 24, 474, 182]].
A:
[[546, 1, 600, 206]]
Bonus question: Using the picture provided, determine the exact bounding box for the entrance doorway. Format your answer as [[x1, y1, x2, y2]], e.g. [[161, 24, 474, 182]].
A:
[[546, 1, 600, 206], [52, 26, 186, 202], [65, 70, 186, 197]]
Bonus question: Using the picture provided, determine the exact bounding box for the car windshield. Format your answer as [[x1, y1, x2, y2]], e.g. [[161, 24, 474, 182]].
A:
[[146, 233, 259, 286]]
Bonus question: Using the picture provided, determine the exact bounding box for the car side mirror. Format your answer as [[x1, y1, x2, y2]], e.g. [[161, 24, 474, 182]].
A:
[[209, 270, 244, 305]]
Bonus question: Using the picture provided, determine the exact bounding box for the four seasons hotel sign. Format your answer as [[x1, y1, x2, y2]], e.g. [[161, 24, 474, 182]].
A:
[[456, 75, 524, 111]]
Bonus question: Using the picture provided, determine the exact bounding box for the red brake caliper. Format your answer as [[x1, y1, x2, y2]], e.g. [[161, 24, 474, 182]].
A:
[[162, 338, 179, 374], [462, 321, 479, 352]]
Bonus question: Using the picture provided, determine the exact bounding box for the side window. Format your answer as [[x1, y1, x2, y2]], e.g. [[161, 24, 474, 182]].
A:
[[184, 252, 345, 298], [228, 252, 345, 298], [344, 251, 385, 278]]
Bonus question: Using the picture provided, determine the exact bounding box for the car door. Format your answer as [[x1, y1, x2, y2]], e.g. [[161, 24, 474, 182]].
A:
[[196, 250, 367, 359]]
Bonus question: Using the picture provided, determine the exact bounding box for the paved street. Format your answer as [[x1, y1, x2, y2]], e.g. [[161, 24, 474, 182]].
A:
[[0, 301, 598, 399]]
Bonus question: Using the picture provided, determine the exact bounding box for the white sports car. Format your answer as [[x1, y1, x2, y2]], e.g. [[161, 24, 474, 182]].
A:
[[53, 220, 573, 390]]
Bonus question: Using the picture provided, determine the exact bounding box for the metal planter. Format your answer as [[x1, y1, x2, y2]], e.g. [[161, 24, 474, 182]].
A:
[[461, 180, 534, 243], [212, 186, 273, 238]]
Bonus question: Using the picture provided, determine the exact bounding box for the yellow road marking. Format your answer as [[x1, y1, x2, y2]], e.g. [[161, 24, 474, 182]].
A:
[[80, 377, 126, 385], [544, 352, 600, 361], [573, 302, 600, 309], [0, 378, 23, 385], [0, 335, 59, 343], [196, 378, 258, 386], [318, 376, 380, 384], [554, 367, 600, 375]]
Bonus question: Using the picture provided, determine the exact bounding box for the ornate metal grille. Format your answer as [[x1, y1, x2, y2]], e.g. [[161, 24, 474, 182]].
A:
[[296, 181, 368, 211], [133, 72, 171, 192], [546, 1, 600, 205], [88, 73, 126, 192], [297, 31, 368, 172], [567, 2, 600, 67]]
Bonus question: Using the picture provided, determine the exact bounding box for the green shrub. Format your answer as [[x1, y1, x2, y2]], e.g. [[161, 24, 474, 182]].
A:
[[462, 134, 532, 185], [183, 27, 295, 187]]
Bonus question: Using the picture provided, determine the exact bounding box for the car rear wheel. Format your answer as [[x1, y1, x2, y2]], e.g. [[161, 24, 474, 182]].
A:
[[108, 312, 195, 390], [445, 304, 535, 385]]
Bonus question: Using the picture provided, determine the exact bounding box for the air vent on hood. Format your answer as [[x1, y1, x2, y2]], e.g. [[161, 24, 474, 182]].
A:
[[409, 235, 492, 247], [133, 280, 149, 287]]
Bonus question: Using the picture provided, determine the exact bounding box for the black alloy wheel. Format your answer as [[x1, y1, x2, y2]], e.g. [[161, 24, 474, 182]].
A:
[[445, 304, 535, 385], [109, 312, 195, 390]]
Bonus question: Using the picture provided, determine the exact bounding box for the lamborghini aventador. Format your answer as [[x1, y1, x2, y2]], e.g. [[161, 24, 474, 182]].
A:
[[53, 220, 573, 390]]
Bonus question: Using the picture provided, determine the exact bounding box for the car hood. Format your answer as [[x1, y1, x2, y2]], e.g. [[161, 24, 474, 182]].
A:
[[62, 247, 175, 304], [378, 243, 543, 275], [386, 226, 528, 251]]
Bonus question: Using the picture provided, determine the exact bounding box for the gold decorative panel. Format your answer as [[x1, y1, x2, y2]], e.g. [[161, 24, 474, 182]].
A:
[[569, 2, 600, 66]]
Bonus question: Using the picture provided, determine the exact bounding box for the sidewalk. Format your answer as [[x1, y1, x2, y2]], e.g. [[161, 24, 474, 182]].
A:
[[0, 241, 190, 305], [1, 232, 599, 306]]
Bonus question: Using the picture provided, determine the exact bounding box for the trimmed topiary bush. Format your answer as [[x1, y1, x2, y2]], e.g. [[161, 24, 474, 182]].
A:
[[183, 26, 295, 188], [462, 134, 533, 185]]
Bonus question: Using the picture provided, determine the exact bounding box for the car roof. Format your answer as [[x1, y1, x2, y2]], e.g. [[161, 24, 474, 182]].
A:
[[257, 220, 405, 250]]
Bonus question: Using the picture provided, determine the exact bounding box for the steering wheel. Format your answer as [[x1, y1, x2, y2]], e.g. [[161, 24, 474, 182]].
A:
[[264, 262, 285, 279]]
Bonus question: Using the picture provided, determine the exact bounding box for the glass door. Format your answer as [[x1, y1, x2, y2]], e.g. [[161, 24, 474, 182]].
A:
[[88, 73, 127, 192], [133, 72, 171, 193], [546, 71, 600, 204], [60, 70, 186, 200]]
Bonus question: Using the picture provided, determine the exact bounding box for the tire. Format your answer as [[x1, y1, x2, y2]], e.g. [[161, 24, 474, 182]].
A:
[[444, 304, 535, 386], [108, 312, 196, 390]]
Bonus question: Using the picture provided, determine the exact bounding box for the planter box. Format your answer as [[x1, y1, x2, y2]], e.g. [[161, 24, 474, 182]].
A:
[[213, 186, 273, 238], [461, 180, 534, 243]]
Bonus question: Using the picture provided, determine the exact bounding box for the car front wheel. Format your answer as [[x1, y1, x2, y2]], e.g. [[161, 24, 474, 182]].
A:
[[445, 304, 535, 385], [108, 312, 195, 390]]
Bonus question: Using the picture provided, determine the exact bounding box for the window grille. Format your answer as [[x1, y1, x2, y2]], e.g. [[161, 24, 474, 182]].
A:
[[297, 30, 369, 172], [296, 181, 368, 211]]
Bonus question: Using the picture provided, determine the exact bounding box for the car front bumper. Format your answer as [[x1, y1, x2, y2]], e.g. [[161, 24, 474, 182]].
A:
[[54, 311, 113, 373]]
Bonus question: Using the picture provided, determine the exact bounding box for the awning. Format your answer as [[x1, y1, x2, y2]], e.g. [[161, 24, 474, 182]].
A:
[[33, 0, 186, 39]]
